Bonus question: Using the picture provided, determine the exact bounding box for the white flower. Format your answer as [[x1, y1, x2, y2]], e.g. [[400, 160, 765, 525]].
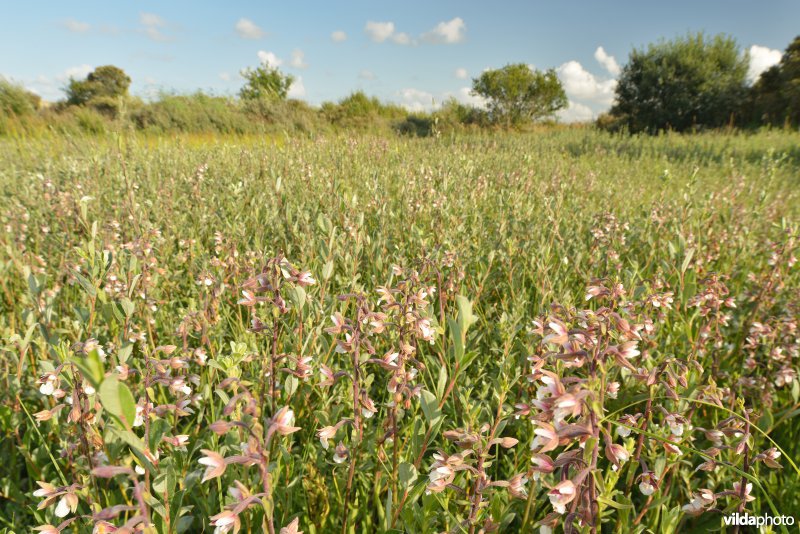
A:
[[54, 496, 70, 518]]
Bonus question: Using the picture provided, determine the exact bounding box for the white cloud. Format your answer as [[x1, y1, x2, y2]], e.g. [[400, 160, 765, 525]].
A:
[[399, 88, 438, 112], [454, 68, 468, 79], [289, 49, 308, 69], [63, 18, 90, 33], [453, 87, 487, 108], [219, 72, 232, 81], [392, 32, 412, 45], [257, 50, 282, 68], [235, 18, 265, 40], [748, 45, 782, 83], [594, 46, 621, 76], [22, 65, 94, 101], [422, 17, 466, 44], [557, 60, 617, 106], [331, 30, 347, 43], [365, 21, 396, 43], [63, 65, 93, 80], [288, 77, 306, 99], [359, 69, 376, 80], [558, 101, 595, 123], [139, 12, 170, 41]]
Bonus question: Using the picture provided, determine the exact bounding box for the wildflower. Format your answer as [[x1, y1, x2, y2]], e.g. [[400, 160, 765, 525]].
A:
[[754, 447, 782, 469], [133, 405, 145, 427], [616, 414, 639, 437], [318, 364, 335, 386], [163, 435, 190, 447], [54, 492, 78, 518], [531, 422, 559, 453], [638, 472, 658, 496], [93, 521, 117, 533], [280, 517, 303, 534], [548, 480, 577, 514], [333, 441, 349, 463], [39, 373, 59, 396], [270, 407, 300, 436], [325, 312, 346, 335], [210, 510, 240, 533], [508, 473, 528, 499], [360, 394, 377, 418], [199, 450, 227, 482], [317, 421, 344, 450], [605, 443, 630, 470], [665, 414, 686, 436], [296, 271, 316, 286], [426, 464, 455, 494], [732, 481, 755, 502], [33, 526, 60, 534], [606, 381, 620, 399]]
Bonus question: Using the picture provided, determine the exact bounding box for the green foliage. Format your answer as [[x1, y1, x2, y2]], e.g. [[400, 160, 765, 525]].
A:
[[1, 130, 799, 531], [0, 79, 40, 116], [130, 92, 254, 134], [65, 65, 132, 119], [321, 91, 406, 130], [748, 35, 800, 127], [66, 65, 131, 106], [471, 64, 567, 126], [239, 64, 295, 101], [610, 32, 749, 133]]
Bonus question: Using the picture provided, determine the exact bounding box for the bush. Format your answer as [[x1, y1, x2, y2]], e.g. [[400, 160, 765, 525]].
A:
[[0, 79, 40, 117], [130, 93, 253, 134]]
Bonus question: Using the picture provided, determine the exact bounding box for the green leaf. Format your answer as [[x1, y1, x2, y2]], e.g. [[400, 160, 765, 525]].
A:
[[436, 364, 448, 401], [289, 285, 306, 311], [69, 268, 97, 298], [399, 462, 418, 488], [420, 390, 441, 425], [322, 259, 334, 281], [70, 349, 105, 389], [99, 375, 137, 429]]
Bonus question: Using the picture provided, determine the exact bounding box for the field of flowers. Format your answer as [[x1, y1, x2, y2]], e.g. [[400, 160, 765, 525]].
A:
[[0, 129, 799, 533]]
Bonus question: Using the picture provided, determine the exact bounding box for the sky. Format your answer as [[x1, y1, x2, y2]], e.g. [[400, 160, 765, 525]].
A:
[[1, 1, 798, 122]]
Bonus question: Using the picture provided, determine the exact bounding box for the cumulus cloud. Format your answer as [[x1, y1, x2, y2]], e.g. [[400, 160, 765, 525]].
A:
[[288, 77, 306, 99], [557, 60, 617, 107], [748, 45, 782, 83], [359, 69, 376, 80], [289, 49, 308, 69], [63, 65, 94, 80], [422, 17, 466, 44], [399, 88, 438, 112], [139, 12, 170, 41], [257, 50, 282, 68], [235, 18, 265, 40], [392, 32, 412, 45], [22, 65, 94, 101], [594, 47, 621, 76], [331, 30, 347, 43], [454, 68, 468, 79], [453, 87, 487, 108], [365, 21, 396, 43], [63, 18, 90, 33], [219, 72, 232, 81], [558, 101, 595, 123]]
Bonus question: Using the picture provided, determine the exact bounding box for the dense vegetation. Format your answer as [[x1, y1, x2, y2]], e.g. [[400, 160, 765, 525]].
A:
[[0, 128, 798, 532]]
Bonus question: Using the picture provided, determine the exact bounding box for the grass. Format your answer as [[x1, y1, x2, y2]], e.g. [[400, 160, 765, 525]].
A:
[[0, 128, 798, 533]]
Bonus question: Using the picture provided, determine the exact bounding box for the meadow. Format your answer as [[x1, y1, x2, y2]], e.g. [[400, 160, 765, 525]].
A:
[[0, 128, 798, 533]]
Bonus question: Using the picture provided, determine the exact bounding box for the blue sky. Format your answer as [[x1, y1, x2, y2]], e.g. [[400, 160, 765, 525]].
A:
[[2, 1, 798, 121]]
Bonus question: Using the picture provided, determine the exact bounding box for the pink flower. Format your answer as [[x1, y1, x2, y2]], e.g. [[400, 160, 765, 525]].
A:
[[280, 517, 303, 534], [210, 510, 240, 533], [199, 450, 227, 482], [548, 480, 577, 514], [270, 407, 300, 436]]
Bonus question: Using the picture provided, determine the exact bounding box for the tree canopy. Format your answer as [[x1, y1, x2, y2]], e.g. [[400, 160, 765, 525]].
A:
[[66, 65, 131, 106], [609, 33, 749, 133], [471, 64, 567, 127], [239, 64, 295, 101], [748, 35, 800, 127]]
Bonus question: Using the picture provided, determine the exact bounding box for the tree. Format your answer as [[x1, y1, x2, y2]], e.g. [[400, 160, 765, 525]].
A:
[[66, 65, 131, 106], [609, 33, 749, 133], [239, 64, 294, 101], [748, 36, 800, 127], [471, 64, 567, 127]]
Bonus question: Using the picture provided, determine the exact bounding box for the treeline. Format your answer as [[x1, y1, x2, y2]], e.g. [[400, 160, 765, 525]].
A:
[[1, 32, 798, 137]]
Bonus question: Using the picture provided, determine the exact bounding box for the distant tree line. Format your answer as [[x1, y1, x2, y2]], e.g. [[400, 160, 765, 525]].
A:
[[1, 32, 798, 136]]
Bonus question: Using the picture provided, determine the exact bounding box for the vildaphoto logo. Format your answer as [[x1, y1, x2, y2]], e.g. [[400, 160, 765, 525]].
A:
[[723, 513, 795, 527]]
